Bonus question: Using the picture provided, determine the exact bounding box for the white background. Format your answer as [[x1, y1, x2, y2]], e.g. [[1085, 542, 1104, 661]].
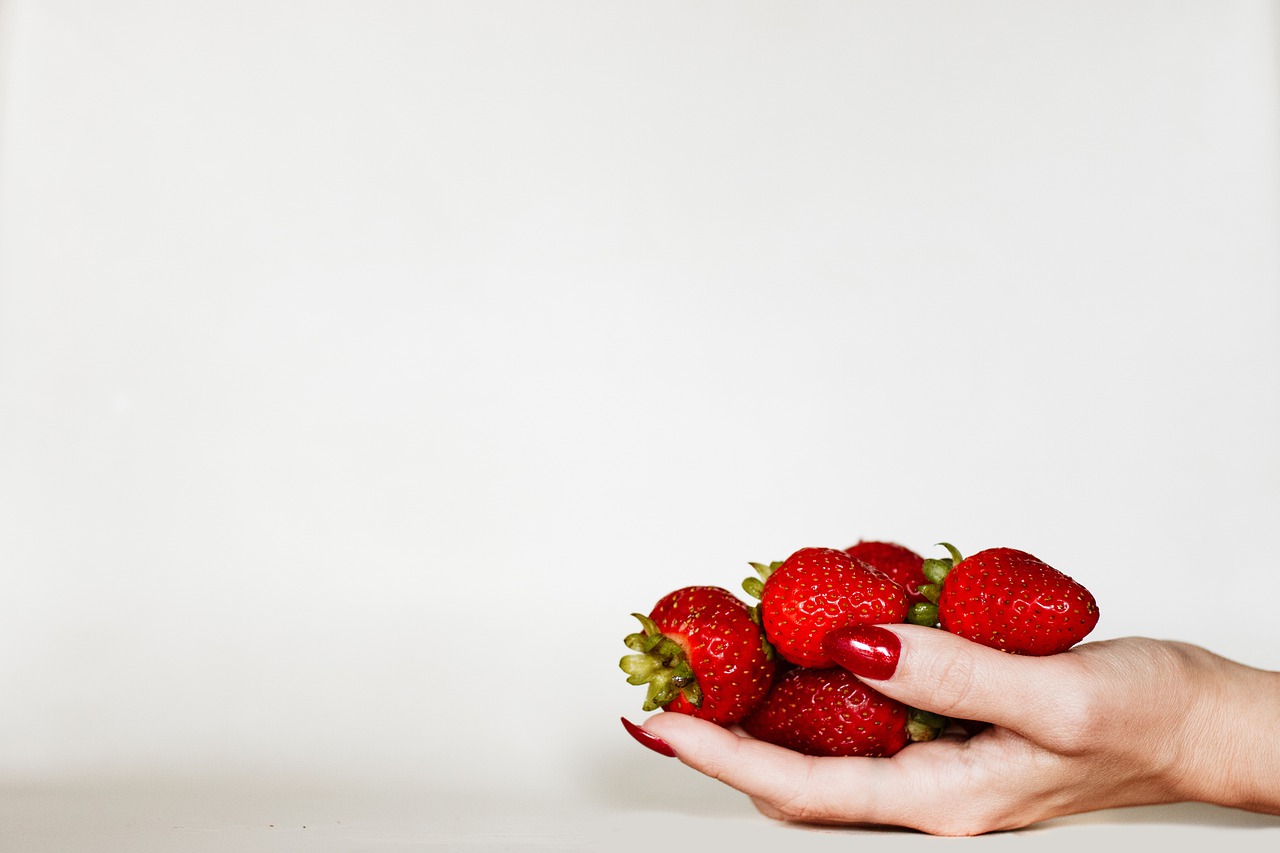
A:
[[1, 1, 1278, 850]]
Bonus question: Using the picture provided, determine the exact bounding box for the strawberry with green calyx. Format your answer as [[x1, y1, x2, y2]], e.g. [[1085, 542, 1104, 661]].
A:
[[621, 613, 702, 712], [743, 547, 909, 669], [741, 667, 943, 757], [845, 540, 930, 605], [905, 542, 964, 627], [620, 585, 776, 725], [911, 543, 1100, 656]]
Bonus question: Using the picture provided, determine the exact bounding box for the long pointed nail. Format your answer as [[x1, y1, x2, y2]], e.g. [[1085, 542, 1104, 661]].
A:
[[621, 717, 676, 758], [822, 624, 901, 680]]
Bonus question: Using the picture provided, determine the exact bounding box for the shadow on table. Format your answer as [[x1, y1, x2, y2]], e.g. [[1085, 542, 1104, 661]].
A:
[[1042, 802, 1280, 830], [572, 740, 756, 818]]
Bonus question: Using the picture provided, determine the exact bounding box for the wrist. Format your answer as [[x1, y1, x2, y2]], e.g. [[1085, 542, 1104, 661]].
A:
[[1166, 650, 1280, 813]]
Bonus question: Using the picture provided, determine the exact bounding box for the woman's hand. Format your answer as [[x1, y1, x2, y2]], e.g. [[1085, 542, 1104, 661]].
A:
[[628, 625, 1280, 835]]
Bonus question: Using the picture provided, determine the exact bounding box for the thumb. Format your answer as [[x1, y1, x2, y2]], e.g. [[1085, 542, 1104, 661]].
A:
[[822, 623, 1073, 731]]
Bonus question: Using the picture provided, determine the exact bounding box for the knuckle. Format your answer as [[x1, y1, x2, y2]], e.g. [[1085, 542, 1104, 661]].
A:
[[763, 763, 835, 824], [1047, 639, 1198, 757], [923, 646, 980, 716], [770, 790, 819, 823], [1036, 653, 1124, 754], [1050, 690, 1104, 754], [771, 785, 824, 823]]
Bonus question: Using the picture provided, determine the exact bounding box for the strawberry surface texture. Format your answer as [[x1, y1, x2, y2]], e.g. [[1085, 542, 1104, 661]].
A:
[[620, 585, 775, 724], [937, 547, 1099, 655], [845, 540, 930, 605], [752, 547, 909, 668], [741, 667, 910, 757]]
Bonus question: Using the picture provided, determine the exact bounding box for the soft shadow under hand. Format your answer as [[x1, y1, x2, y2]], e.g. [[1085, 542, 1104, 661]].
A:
[[574, 740, 756, 818], [1042, 802, 1280, 830]]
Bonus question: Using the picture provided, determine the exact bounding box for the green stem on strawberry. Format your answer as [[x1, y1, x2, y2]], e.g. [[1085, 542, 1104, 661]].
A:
[[620, 613, 703, 712], [742, 560, 783, 601], [741, 561, 784, 661], [906, 707, 948, 742], [905, 543, 965, 627], [907, 601, 939, 626], [902, 555, 956, 739], [917, 584, 941, 603], [921, 542, 963, 584]]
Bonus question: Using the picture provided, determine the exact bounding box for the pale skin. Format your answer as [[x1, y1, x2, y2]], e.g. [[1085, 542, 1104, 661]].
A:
[[640, 625, 1280, 836]]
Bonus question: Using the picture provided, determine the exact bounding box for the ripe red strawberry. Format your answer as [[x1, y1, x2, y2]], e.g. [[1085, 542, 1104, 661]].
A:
[[845, 540, 929, 605], [741, 667, 910, 757], [914, 544, 1099, 656], [620, 586, 776, 724], [744, 547, 909, 669]]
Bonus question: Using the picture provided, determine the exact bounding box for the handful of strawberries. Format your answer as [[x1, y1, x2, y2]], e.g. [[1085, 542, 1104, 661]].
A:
[[620, 540, 1099, 757]]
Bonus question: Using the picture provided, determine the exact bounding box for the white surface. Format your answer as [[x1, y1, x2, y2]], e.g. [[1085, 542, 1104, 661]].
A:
[[1, 1, 1278, 848], [2, 776, 1279, 852]]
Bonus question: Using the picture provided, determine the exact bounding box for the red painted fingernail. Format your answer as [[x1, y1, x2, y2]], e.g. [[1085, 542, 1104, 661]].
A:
[[621, 717, 676, 758], [822, 624, 901, 680]]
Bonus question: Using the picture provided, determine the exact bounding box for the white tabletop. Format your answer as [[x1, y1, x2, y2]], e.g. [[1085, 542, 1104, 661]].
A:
[[4, 772, 1279, 852]]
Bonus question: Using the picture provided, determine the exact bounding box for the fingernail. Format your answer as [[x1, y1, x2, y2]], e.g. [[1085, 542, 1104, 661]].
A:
[[822, 624, 901, 680], [621, 717, 677, 757]]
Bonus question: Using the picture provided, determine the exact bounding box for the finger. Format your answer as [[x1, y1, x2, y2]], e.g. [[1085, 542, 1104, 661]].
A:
[[640, 712, 898, 824], [822, 623, 1076, 733]]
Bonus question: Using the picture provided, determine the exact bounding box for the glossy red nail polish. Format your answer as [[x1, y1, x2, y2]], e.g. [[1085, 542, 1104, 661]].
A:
[[621, 717, 676, 758], [822, 624, 901, 680]]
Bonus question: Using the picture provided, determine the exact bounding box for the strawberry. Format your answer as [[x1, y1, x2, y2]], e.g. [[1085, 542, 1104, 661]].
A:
[[910, 544, 1099, 655], [845, 540, 929, 605], [620, 585, 775, 724], [744, 547, 909, 668], [741, 667, 912, 757]]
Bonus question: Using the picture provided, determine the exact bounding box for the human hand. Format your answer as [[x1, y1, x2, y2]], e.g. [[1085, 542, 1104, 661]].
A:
[[626, 625, 1280, 835]]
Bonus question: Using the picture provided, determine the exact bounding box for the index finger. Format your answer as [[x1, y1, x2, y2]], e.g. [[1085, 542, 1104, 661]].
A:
[[824, 624, 1075, 733]]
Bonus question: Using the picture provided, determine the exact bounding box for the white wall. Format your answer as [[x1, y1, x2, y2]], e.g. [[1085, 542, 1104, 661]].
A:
[[0, 1, 1276, 798]]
